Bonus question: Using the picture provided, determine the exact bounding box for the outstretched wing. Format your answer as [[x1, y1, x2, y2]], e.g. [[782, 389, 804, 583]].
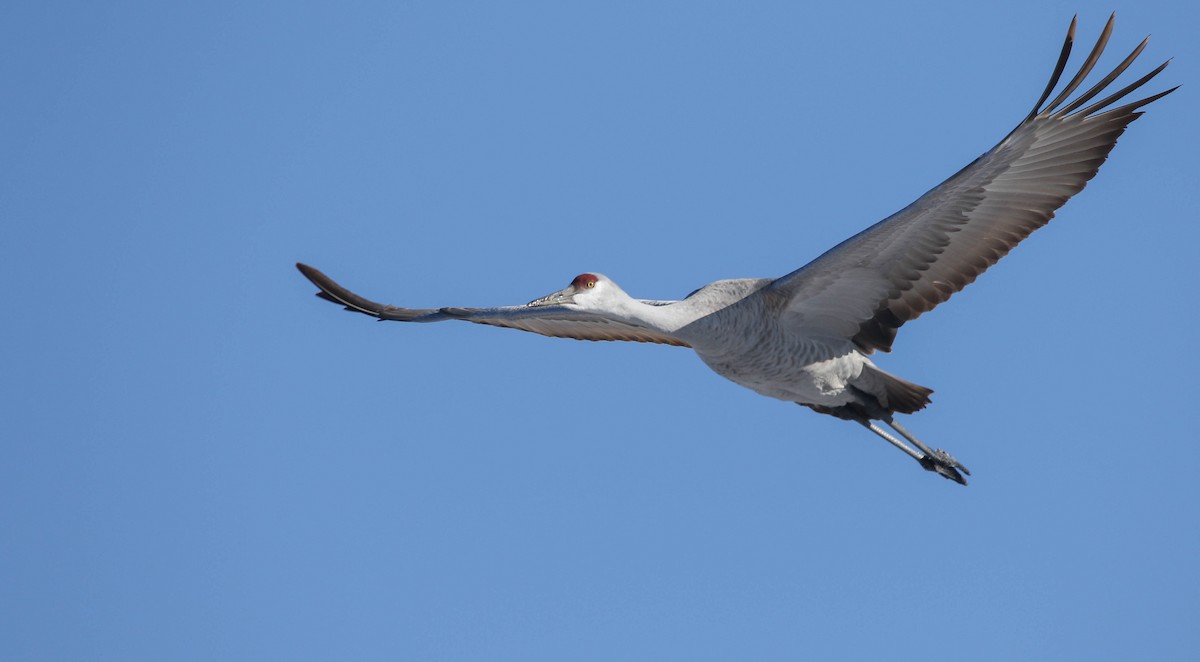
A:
[[296, 263, 691, 347], [769, 15, 1175, 353]]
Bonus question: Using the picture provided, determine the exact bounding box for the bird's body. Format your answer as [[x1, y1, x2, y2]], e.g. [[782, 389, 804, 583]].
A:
[[645, 279, 887, 411], [298, 16, 1174, 484]]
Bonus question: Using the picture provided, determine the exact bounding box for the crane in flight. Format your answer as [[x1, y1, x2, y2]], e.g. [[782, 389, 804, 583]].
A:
[[298, 16, 1174, 485]]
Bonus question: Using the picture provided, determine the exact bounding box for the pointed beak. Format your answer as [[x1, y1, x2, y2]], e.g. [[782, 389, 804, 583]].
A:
[[527, 285, 575, 308]]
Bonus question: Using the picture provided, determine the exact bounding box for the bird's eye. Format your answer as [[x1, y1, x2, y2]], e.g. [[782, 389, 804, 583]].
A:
[[571, 273, 600, 289]]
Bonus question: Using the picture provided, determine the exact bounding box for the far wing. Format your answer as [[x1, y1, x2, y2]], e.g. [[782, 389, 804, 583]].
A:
[[296, 263, 690, 347], [769, 16, 1175, 353]]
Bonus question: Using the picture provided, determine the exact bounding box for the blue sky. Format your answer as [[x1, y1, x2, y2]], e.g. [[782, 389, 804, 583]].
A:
[[3, 1, 1197, 659]]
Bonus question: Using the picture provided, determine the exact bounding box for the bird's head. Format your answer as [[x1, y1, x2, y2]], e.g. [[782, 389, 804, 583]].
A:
[[526, 273, 622, 310]]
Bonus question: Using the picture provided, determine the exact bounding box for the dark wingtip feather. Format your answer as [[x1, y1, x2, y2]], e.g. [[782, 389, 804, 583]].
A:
[[296, 262, 437, 321], [1043, 14, 1116, 114], [1025, 16, 1078, 122], [1072, 57, 1174, 119]]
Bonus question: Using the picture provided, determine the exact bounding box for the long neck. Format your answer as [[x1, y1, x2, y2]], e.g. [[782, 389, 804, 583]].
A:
[[617, 298, 712, 334], [611, 279, 770, 337]]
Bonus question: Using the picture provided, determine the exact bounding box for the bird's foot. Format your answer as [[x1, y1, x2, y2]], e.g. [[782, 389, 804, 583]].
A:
[[919, 449, 970, 485]]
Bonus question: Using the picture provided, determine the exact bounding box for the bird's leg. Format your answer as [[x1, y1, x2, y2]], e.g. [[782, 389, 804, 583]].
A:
[[856, 419, 925, 463], [854, 418, 968, 484], [884, 417, 970, 484]]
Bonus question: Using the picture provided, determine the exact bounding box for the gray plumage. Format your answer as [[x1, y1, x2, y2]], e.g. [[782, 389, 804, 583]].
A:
[[298, 16, 1174, 485]]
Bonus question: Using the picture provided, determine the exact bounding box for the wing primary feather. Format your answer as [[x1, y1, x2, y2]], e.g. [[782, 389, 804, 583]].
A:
[[1024, 15, 1077, 122], [296, 263, 443, 321], [1043, 14, 1114, 114], [1090, 84, 1178, 121], [1058, 37, 1152, 116], [1071, 59, 1172, 118]]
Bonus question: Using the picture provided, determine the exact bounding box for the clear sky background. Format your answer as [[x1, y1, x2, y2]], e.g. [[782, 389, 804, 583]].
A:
[[3, 1, 1197, 660]]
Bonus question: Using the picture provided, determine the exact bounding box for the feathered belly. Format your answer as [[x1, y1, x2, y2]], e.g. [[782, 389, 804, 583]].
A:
[[693, 335, 871, 407]]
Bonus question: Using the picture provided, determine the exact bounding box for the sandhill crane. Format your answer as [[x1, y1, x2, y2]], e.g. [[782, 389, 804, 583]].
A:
[[298, 16, 1174, 484]]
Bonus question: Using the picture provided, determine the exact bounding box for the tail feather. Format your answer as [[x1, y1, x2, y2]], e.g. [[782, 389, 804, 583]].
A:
[[871, 367, 933, 415]]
